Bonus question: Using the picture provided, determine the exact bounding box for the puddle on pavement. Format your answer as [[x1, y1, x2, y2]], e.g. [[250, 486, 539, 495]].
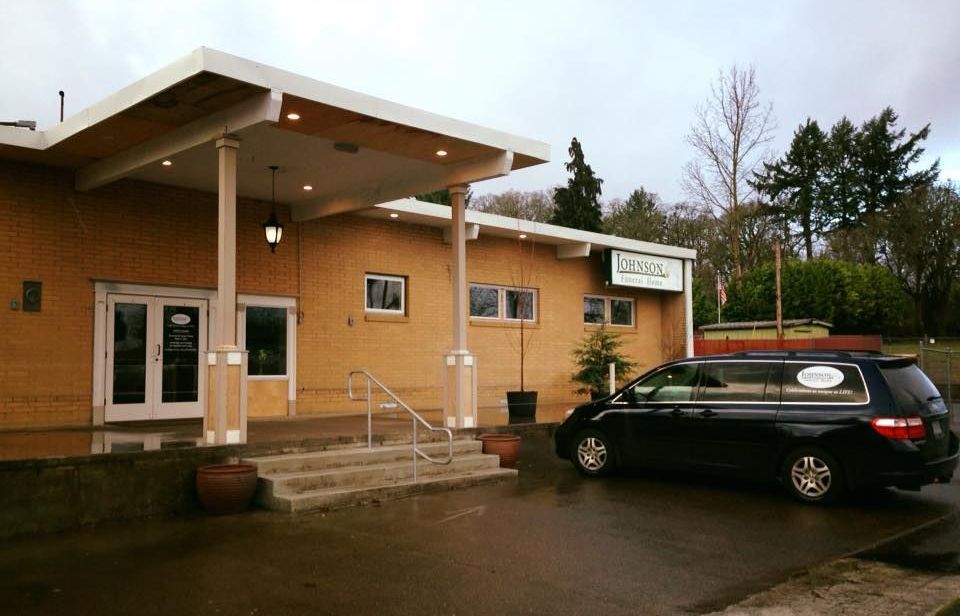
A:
[[0, 427, 202, 462]]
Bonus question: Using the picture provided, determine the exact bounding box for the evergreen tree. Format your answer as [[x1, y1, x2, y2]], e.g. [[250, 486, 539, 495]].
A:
[[753, 119, 827, 259], [551, 138, 604, 232], [602, 187, 666, 241], [822, 117, 860, 230], [855, 107, 939, 219]]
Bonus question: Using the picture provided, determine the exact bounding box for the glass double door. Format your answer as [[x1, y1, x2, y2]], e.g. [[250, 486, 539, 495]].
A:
[[105, 295, 207, 421]]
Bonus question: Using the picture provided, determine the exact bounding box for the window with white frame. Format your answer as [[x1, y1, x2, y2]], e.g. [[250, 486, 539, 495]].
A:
[[583, 295, 634, 326], [365, 274, 406, 314], [246, 306, 288, 376], [470, 284, 537, 322]]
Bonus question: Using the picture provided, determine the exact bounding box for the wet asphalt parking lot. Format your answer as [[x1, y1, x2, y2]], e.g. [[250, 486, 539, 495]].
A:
[[2, 431, 958, 615]]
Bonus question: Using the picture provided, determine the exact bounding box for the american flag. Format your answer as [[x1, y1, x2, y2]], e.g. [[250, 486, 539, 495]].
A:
[[717, 276, 727, 306]]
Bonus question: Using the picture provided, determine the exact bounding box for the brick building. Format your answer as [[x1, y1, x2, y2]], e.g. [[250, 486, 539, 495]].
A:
[[0, 49, 695, 437]]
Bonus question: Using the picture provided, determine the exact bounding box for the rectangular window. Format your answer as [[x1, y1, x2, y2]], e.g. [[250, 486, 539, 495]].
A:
[[505, 289, 535, 321], [469, 284, 537, 322], [583, 295, 634, 327], [365, 274, 405, 314], [469, 285, 499, 318], [583, 297, 605, 324], [610, 299, 633, 326], [781, 362, 868, 404], [700, 362, 772, 403], [246, 306, 287, 376]]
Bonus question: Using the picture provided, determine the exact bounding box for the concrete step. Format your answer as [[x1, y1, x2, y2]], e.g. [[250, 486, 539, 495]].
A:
[[259, 467, 518, 513], [243, 439, 482, 475], [263, 453, 501, 494]]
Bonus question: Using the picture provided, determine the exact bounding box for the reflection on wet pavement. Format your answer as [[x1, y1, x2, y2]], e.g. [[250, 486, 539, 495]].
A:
[[0, 402, 575, 462]]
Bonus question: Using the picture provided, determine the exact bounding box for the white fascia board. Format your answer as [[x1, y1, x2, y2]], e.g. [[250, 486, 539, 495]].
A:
[[3, 47, 550, 166], [198, 48, 550, 164], [0, 126, 46, 149], [44, 49, 208, 148], [372, 199, 698, 261]]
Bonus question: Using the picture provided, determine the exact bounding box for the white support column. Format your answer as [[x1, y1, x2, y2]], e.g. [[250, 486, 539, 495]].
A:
[[443, 184, 477, 429], [205, 135, 248, 445], [217, 136, 239, 350]]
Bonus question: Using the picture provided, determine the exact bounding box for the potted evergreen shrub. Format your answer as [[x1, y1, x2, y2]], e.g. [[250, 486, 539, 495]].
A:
[[571, 325, 636, 400]]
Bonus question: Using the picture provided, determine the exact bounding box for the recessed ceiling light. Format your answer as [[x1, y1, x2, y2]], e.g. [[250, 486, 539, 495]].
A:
[[435, 149, 447, 157], [389, 213, 400, 219], [303, 185, 313, 191], [519, 233, 527, 239], [286, 112, 301, 121], [161, 160, 173, 167]]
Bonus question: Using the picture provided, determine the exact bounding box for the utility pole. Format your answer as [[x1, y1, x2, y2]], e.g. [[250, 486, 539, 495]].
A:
[[775, 239, 784, 342]]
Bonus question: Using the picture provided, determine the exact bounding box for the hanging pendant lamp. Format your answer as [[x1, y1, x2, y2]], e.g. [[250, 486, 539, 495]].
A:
[[263, 165, 284, 253]]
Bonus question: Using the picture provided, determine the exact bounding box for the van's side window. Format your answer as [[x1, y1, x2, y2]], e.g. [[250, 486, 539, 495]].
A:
[[631, 363, 700, 403], [781, 363, 868, 404], [700, 362, 771, 403]]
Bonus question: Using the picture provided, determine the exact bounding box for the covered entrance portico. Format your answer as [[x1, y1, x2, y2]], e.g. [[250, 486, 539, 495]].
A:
[[1, 48, 549, 443]]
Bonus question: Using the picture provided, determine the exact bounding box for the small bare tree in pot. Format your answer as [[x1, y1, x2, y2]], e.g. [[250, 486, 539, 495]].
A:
[[506, 235, 538, 420], [571, 325, 636, 400]]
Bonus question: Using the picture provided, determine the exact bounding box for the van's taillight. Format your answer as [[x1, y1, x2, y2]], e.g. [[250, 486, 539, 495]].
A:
[[871, 417, 926, 440]]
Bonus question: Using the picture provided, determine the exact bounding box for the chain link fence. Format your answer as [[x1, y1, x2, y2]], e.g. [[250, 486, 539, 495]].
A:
[[919, 345, 957, 414]]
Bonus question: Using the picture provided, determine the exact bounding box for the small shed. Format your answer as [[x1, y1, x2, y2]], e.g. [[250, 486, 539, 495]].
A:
[[700, 319, 832, 341]]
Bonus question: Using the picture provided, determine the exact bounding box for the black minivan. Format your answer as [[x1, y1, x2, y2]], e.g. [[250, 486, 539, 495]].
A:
[[555, 351, 959, 503]]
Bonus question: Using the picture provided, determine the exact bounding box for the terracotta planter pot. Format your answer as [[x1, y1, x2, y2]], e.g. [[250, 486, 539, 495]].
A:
[[195, 463, 258, 515], [478, 433, 522, 469]]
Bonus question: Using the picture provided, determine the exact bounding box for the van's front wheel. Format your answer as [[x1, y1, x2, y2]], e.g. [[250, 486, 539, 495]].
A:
[[571, 429, 616, 477], [782, 447, 844, 504]]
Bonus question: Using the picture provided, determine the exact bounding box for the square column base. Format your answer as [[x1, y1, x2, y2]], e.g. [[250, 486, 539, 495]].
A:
[[442, 352, 477, 429], [205, 348, 248, 445]]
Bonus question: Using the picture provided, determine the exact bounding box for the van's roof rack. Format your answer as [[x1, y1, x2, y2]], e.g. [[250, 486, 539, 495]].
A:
[[729, 350, 889, 358], [731, 350, 853, 357]]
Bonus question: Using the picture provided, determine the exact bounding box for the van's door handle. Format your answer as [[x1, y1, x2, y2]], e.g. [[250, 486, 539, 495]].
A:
[[670, 408, 686, 417], [699, 409, 717, 418]]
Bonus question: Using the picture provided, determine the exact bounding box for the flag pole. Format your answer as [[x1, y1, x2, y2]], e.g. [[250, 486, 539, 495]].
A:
[[717, 271, 721, 324]]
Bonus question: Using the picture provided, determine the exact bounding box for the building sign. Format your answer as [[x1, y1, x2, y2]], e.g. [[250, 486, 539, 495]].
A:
[[604, 249, 683, 292]]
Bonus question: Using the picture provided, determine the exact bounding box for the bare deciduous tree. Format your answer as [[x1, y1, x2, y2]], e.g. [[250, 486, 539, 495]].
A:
[[470, 189, 556, 222], [683, 65, 774, 282]]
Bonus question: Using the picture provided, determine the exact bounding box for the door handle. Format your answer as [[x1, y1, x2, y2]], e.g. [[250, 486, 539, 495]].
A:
[[670, 408, 686, 417], [154, 344, 161, 360], [699, 409, 717, 418]]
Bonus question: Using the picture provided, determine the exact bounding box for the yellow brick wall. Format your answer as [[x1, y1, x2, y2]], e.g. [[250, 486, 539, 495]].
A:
[[0, 160, 296, 429], [0, 158, 689, 428]]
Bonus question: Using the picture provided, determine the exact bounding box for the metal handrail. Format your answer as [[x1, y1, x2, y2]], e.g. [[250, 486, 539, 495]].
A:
[[347, 370, 453, 481]]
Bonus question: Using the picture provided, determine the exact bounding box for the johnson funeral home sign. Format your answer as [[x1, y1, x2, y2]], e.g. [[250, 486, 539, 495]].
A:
[[604, 249, 683, 292]]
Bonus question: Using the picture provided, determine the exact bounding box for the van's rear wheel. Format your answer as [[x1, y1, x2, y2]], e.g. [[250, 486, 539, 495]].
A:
[[782, 447, 844, 504]]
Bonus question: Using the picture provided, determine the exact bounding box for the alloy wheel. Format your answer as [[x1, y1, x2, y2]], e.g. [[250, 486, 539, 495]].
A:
[[577, 436, 608, 472], [790, 455, 832, 499]]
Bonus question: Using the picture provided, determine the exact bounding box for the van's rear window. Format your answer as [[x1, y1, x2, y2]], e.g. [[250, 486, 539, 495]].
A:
[[880, 364, 941, 410]]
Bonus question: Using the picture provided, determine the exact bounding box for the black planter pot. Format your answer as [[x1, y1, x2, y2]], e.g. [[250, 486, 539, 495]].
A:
[[506, 390, 538, 419]]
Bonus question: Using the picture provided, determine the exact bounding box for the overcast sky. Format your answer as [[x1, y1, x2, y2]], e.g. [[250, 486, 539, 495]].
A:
[[1, 0, 957, 203]]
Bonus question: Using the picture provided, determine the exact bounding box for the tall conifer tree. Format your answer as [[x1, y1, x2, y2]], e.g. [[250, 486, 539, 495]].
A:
[[551, 138, 604, 232]]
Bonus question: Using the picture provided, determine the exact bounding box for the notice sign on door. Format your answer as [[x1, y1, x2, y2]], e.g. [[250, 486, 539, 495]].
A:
[[164, 308, 199, 353]]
